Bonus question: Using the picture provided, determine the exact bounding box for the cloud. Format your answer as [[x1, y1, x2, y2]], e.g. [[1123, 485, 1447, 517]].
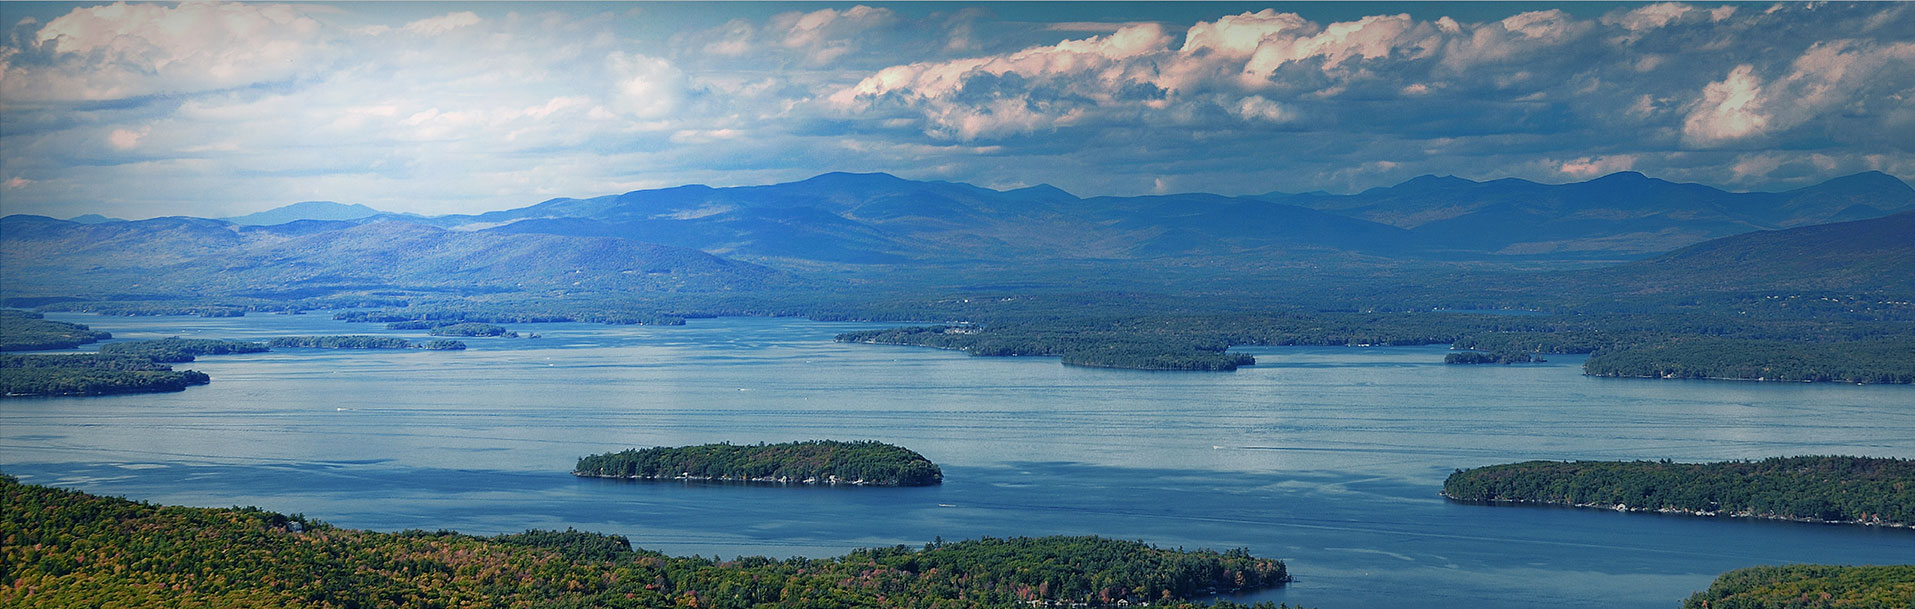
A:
[[0, 2, 1910, 219], [5, 1, 327, 101], [1558, 154, 1638, 178], [610, 52, 691, 120], [1683, 64, 1767, 144], [404, 11, 482, 36], [107, 126, 148, 150]]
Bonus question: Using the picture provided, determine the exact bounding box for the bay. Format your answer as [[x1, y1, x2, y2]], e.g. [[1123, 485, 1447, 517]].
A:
[[2, 313, 1910, 608]]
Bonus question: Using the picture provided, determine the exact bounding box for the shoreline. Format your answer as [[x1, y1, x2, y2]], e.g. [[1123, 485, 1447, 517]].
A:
[[573, 471, 931, 487], [1439, 491, 1913, 529]]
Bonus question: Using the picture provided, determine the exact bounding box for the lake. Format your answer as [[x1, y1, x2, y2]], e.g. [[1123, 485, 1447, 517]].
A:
[[3, 313, 1910, 608]]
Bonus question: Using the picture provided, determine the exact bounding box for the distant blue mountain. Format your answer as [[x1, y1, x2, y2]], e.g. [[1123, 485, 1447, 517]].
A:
[[434, 170, 1912, 264], [1259, 170, 1914, 258], [225, 201, 384, 226], [66, 214, 123, 224]]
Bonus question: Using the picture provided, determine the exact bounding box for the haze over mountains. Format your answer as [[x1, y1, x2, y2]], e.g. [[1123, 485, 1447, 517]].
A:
[[5, 170, 1912, 303]]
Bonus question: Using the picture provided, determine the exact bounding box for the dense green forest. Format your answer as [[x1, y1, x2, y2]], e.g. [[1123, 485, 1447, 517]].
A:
[[97, 337, 269, 363], [0, 354, 209, 397], [268, 335, 414, 349], [576, 441, 944, 486], [834, 309, 1915, 380], [1443, 456, 1915, 526], [1443, 351, 1542, 364], [420, 339, 467, 350], [0, 475, 1295, 608], [426, 322, 518, 338], [1584, 338, 1915, 383], [0, 310, 111, 351], [1681, 565, 1915, 609]]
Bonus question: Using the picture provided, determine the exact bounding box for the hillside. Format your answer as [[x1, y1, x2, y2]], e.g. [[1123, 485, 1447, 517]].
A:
[[1594, 209, 1915, 294], [0, 216, 790, 303], [224, 201, 385, 226], [1263, 170, 1915, 258]]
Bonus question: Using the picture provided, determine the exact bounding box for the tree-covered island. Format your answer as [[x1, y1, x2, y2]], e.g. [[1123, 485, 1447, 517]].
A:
[[2, 474, 1296, 608], [1443, 456, 1915, 526], [576, 440, 944, 486]]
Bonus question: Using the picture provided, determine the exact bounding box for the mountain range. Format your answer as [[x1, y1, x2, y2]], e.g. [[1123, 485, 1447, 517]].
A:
[[4, 170, 1911, 303], [383, 170, 1911, 265]]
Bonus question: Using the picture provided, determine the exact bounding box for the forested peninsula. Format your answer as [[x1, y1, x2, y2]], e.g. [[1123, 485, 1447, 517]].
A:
[[1442, 456, 1915, 526], [1, 475, 1295, 608], [0, 310, 110, 351], [98, 337, 269, 362], [1, 354, 208, 397], [576, 441, 944, 486], [1682, 565, 1915, 609]]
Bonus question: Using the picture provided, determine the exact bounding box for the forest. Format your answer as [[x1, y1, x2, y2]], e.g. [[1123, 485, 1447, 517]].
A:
[[1443, 351, 1542, 364], [576, 441, 944, 486], [1442, 456, 1915, 526], [268, 335, 416, 349], [0, 354, 209, 397], [0, 310, 111, 351], [1583, 338, 1915, 383], [0, 475, 1296, 608], [833, 309, 1915, 381], [1681, 565, 1915, 609], [97, 337, 269, 363]]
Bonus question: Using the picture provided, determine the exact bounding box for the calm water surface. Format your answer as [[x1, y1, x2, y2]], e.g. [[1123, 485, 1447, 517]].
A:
[[3, 313, 1911, 608]]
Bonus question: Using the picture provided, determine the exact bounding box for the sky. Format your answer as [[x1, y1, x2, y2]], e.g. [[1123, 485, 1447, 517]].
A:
[[1, 2, 1911, 219]]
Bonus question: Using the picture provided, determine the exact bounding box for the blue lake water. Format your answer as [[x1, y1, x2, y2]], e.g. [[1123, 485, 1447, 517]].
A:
[[3, 313, 1911, 608]]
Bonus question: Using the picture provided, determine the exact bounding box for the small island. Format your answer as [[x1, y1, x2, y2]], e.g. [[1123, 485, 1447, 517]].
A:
[[575, 440, 944, 486], [1443, 456, 1915, 527], [1444, 350, 1543, 364]]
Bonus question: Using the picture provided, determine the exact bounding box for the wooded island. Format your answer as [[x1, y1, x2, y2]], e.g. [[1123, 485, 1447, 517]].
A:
[[575, 440, 943, 486], [1443, 456, 1915, 526]]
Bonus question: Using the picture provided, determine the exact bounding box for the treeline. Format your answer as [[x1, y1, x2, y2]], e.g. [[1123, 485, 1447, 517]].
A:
[[1443, 456, 1915, 526], [0, 310, 111, 351], [576, 440, 944, 486], [268, 335, 413, 349], [427, 322, 517, 338], [1, 475, 1297, 608], [1682, 565, 1915, 609], [1, 354, 208, 397], [98, 337, 268, 362], [1444, 351, 1543, 364], [837, 325, 1258, 371], [338, 307, 687, 326], [835, 310, 1915, 379], [1584, 338, 1915, 383]]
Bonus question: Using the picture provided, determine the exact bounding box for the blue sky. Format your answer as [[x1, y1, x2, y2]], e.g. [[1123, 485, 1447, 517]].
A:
[[1, 2, 1911, 219]]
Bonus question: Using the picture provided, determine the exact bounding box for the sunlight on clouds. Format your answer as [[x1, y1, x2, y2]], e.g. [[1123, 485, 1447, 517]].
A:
[[0, 2, 1910, 216], [610, 53, 689, 120], [13, 1, 324, 101], [1558, 155, 1639, 178]]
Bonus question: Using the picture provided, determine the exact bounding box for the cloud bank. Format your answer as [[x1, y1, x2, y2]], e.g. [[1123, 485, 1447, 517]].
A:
[[1, 2, 1910, 218]]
